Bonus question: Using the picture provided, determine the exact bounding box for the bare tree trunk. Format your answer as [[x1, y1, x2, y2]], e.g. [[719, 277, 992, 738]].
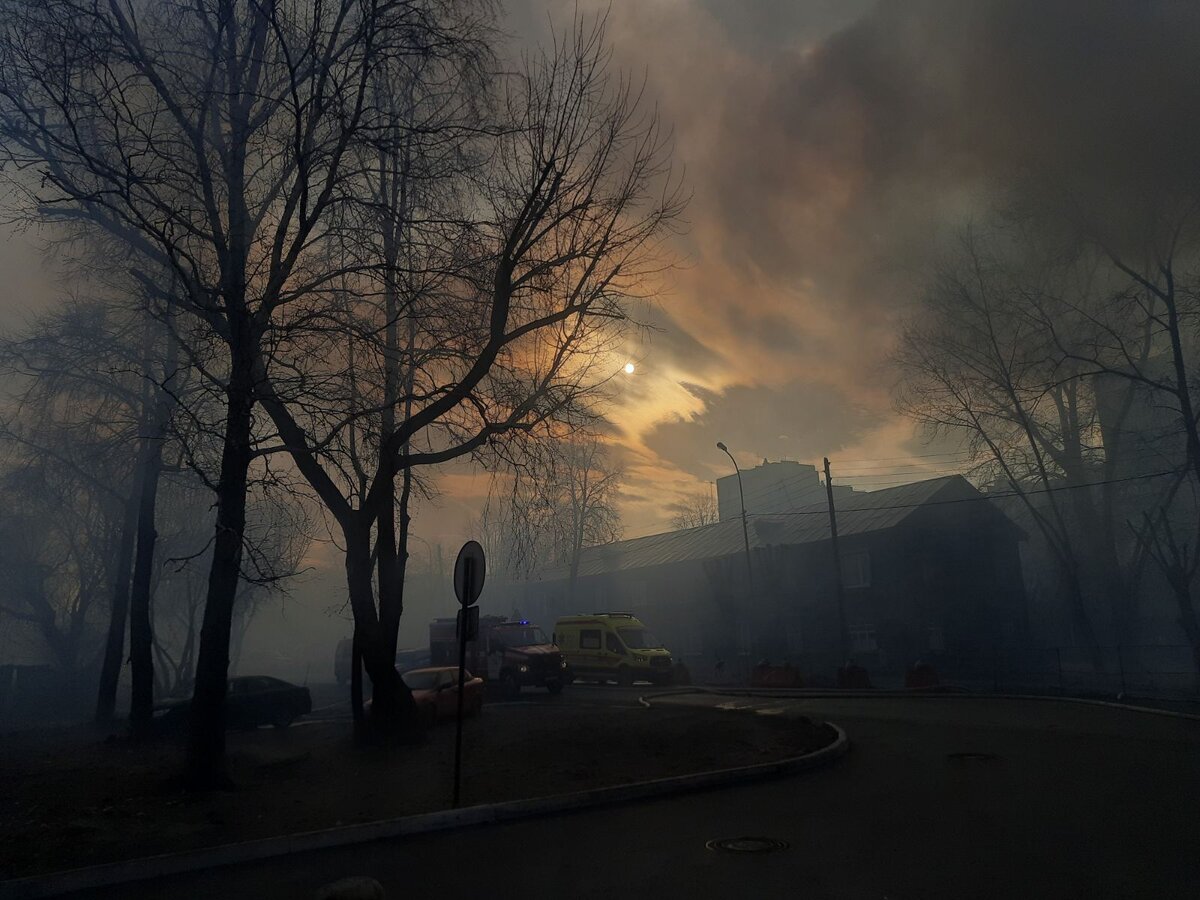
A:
[[347, 519, 415, 739], [129, 322, 178, 739], [128, 429, 165, 740], [186, 349, 255, 789], [371, 115, 412, 696], [393, 462, 414, 651], [351, 632, 364, 741], [567, 543, 582, 608], [94, 497, 138, 724]]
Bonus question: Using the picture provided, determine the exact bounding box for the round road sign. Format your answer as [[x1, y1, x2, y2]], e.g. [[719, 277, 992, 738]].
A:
[[453, 540, 486, 606]]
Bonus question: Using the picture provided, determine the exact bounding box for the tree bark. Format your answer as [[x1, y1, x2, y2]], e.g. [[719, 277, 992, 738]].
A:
[[128, 428, 165, 740], [186, 348, 255, 789], [351, 631, 364, 741], [94, 496, 138, 724], [347, 519, 415, 738]]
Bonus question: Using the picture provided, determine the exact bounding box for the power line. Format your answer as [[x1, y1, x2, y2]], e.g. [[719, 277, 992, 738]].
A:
[[748, 469, 1180, 518], [716, 446, 1185, 511], [826, 450, 976, 463], [834, 444, 1182, 473], [835, 469, 969, 479]]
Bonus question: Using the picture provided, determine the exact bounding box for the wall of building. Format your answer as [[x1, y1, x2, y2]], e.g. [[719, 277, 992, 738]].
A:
[[490, 507, 1028, 686], [717, 460, 820, 520]]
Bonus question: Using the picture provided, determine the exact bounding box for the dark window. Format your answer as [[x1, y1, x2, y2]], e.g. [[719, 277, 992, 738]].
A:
[[580, 629, 601, 650], [606, 632, 626, 655], [841, 550, 871, 589], [617, 628, 663, 649], [850, 625, 878, 654]]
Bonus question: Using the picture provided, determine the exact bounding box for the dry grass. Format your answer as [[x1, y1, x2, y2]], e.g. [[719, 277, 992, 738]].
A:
[[0, 701, 834, 878]]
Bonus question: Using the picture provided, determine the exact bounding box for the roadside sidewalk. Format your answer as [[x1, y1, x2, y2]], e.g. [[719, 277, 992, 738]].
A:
[[0, 703, 846, 899], [644, 683, 1200, 721]]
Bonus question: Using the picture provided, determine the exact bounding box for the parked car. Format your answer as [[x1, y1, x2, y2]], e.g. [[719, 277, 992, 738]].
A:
[[155, 676, 312, 731], [402, 666, 484, 723]]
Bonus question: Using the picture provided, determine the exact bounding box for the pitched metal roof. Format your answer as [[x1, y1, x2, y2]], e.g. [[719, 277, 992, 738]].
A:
[[543, 475, 979, 580]]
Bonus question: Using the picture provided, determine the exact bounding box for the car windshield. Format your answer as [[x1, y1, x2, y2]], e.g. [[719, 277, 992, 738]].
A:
[[492, 626, 548, 647], [402, 670, 441, 691], [618, 627, 663, 649]]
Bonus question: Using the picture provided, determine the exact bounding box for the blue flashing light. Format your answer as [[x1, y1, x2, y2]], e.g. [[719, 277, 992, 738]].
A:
[[519, 620, 529, 625]]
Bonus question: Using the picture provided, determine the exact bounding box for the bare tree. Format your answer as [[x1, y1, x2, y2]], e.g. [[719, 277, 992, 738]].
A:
[[151, 476, 311, 696], [0, 0, 442, 785], [0, 450, 117, 680], [255, 14, 680, 732], [895, 226, 1122, 668], [670, 488, 719, 530], [553, 436, 623, 604], [0, 297, 147, 713], [1028, 202, 1200, 677], [482, 431, 623, 600]]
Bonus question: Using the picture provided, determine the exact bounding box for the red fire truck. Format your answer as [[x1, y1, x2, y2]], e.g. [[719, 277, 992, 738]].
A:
[[429, 616, 566, 697]]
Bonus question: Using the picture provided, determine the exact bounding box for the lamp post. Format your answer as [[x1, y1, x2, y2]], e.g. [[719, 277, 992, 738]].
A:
[[716, 442, 753, 587]]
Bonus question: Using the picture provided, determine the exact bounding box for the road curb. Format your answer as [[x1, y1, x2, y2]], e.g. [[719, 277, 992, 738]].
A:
[[0, 723, 848, 900], [641, 686, 1200, 721]]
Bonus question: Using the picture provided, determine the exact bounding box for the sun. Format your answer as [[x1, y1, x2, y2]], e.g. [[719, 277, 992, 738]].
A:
[[624, 362, 636, 375]]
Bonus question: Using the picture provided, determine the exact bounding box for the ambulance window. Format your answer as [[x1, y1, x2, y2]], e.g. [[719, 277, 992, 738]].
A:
[[606, 632, 626, 655], [580, 629, 601, 650]]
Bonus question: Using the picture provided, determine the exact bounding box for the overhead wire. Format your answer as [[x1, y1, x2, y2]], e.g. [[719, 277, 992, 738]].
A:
[[745, 468, 1179, 518], [715, 445, 1184, 513]]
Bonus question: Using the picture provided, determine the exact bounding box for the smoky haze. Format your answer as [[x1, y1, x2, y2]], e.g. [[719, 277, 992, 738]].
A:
[[1, 4, 1200, 897]]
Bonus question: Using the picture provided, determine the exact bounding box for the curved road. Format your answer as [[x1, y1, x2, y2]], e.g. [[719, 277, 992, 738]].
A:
[[70, 692, 1200, 900]]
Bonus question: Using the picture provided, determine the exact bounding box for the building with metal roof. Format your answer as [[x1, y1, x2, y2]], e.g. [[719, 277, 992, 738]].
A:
[[487, 475, 1028, 685]]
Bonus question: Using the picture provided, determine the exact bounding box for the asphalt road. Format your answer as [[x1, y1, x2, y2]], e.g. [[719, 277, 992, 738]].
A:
[[67, 692, 1200, 900]]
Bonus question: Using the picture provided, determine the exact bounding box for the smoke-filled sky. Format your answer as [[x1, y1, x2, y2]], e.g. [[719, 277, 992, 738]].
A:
[[497, 0, 1200, 540], [4, 0, 1200, 553]]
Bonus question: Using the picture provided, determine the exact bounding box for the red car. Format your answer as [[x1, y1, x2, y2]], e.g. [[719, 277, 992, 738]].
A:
[[402, 667, 484, 723]]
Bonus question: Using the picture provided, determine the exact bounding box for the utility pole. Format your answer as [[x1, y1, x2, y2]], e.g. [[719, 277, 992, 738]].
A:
[[717, 442, 754, 674], [824, 457, 850, 664], [717, 442, 753, 587]]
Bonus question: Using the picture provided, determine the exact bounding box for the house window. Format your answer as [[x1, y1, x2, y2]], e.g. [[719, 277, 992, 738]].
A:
[[850, 625, 877, 654], [841, 550, 871, 589], [580, 629, 601, 650]]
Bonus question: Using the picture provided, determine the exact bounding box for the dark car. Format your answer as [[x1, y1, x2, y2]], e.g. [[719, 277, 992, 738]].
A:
[[155, 676, 313, 731]]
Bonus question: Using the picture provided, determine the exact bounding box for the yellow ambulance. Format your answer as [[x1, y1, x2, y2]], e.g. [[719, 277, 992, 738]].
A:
[[553, 613, 673, 686]]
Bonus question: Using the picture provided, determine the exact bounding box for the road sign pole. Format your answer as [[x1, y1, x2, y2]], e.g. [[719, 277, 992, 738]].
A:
[[453, 577, 469, 807], [451, 542, 485, 809]]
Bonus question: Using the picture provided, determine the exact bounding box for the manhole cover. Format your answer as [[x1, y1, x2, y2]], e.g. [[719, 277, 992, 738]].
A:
[[946, 752, 998, 762], [706, 836, 790, 854]]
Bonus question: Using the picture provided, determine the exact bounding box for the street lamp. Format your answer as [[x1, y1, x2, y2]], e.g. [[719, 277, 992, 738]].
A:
[[716, 442, 753, 587]]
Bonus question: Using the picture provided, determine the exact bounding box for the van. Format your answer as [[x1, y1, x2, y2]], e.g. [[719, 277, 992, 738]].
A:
[[553, 614, 673, 686]]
